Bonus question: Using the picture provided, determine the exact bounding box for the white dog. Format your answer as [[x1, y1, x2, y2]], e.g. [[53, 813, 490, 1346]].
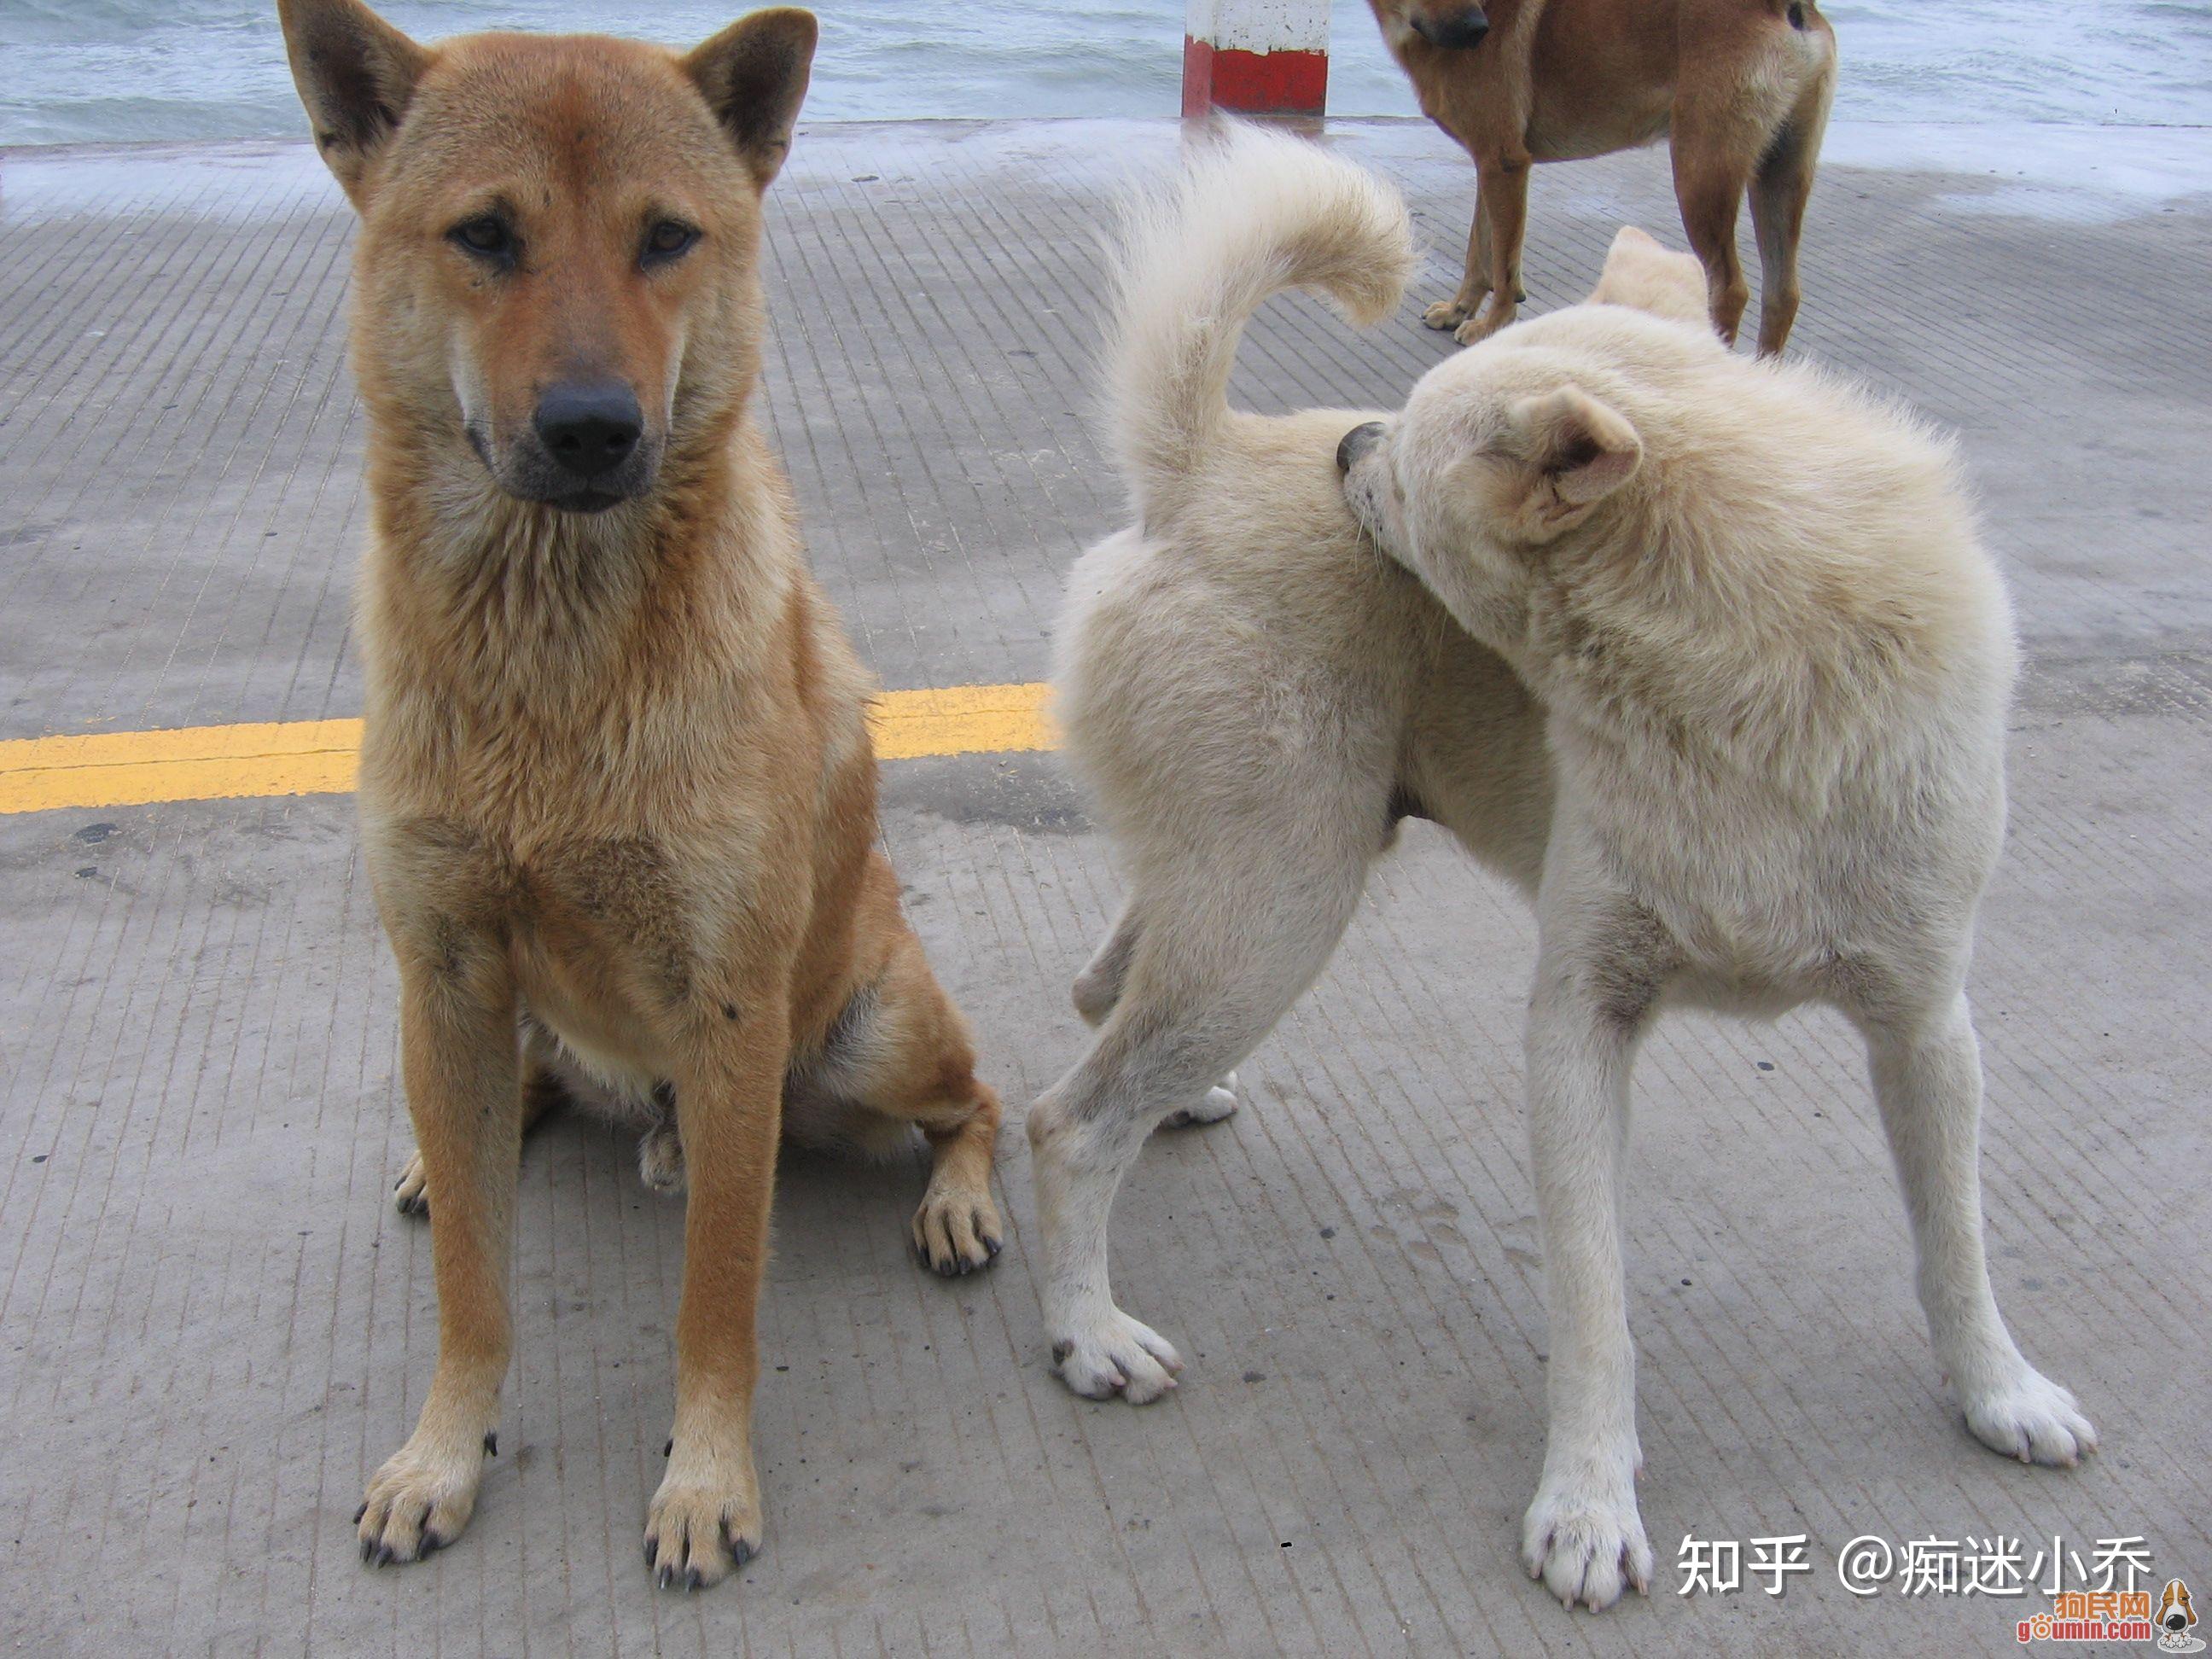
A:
[[1032, 125, 2096, 1614], [1341, 221, 2096, 1607]]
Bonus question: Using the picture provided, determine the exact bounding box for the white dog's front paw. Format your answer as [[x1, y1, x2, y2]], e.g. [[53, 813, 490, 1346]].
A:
[[1522, 1469, 1652, 1612], [1161, 1074, 1238, 1130], [1050, 1307, 1183, 1404], [1961, 1367, 2097, 1467]]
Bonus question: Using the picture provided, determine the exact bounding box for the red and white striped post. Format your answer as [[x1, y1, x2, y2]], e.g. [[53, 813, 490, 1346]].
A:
[[1182, 0, 1330, 119]]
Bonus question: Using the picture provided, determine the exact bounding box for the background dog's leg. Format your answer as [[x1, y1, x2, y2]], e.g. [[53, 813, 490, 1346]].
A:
[[1858, 992, 2097, 1465], [1748, 77, 1831, 356], [358, 939, 522, 1567], [647, 1004, 788, 1591], [1073, 902, 1237, 1129], [1028, 835, 1369, 1405], [1454, 159, 1529, 345], [1670, 108, 1756, 346], [1519, 883, 1668, 1612], [1424, 180, 1494, 334]]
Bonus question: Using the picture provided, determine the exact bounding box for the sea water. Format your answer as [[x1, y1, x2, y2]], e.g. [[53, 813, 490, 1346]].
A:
[[2, 0, 2207, 148]]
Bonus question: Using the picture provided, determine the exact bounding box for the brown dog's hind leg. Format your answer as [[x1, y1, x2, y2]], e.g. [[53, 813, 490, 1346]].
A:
[[1671, 109, 1758, 347], [783, 852, 1003, 1275], [833, 922, 1005, 1276], [1748, 80, 1831, 356], [1423, 181, 1494, 333]]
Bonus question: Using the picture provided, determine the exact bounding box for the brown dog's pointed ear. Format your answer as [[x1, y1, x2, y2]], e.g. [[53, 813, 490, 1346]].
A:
[[276, 0, 429, 205], [684, 9, 818, 189], [1506, 386, 1643, 524]]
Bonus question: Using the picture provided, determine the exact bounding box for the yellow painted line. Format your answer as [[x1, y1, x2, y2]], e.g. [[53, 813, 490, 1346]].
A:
[[0, 683, 1056, 817]]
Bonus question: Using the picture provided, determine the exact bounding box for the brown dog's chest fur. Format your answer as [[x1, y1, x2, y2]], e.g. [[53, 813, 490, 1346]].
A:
[[357, 451, 887, 1081]]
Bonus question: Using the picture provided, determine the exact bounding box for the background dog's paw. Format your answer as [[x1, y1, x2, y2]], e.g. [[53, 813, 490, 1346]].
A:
[[1161, 1077, 1238, 1130], [1422, 299, 1470, 331], [357, 1435, 485, 1566], [1963, 1368, 2098, 1467], [637, 1124, 686, 1196], [911, 1184, 1004, 1276], [1522, 1476, 1652, 1612], [1452, 305, 1516, 347], [644, 1471, 760, 1591], [392, 1150, 428, 1218], [1050, 1307, 1182, 1404]]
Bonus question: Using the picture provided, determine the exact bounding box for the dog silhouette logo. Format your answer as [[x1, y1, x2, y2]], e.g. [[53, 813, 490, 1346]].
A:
[[2158, 1579, 2204, 1654]]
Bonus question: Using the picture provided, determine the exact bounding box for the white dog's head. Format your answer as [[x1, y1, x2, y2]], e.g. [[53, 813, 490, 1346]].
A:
[[1337, 226, 1714, 636]]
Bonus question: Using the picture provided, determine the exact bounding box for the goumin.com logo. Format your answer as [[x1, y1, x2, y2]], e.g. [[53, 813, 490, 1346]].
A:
[[2017, 1579, 2202, 1649]]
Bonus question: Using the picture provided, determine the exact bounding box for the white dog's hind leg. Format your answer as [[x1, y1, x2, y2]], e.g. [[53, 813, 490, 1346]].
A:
[[1029, 845, 1369, 1404], [1070, 901, 1238, 1131], [1520, 887, 1669, 1612], [1860, 993, 2097, 1466]]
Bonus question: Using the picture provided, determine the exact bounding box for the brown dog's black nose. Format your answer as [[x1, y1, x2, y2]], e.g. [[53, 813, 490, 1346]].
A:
[[1337, 421, 1385, 474], [1413, 6, 1489, 49], [535, 381, 643, 479]]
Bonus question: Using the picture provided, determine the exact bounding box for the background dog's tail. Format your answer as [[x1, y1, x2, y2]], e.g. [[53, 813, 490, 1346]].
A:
[[1103, 121, 1413, 520]]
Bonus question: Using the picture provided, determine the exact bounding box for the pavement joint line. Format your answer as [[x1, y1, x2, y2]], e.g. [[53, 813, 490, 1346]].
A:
[[0, 681, 1056, 816]]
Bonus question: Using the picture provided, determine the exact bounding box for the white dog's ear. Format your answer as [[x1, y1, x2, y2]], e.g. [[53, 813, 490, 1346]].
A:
[[1504, 387, 1642, 528]]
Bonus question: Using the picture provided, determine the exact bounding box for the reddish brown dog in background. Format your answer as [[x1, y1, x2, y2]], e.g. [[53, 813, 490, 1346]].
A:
[[1366, 0, 1837, 354], [278, 0, 1003, 1592]]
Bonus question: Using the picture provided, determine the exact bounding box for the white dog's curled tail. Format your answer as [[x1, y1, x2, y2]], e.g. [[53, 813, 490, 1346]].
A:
[[1103, 120, 1414, 520]]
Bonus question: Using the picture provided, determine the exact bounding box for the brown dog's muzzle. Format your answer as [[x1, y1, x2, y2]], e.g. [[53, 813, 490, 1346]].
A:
[[1412, 5, 1489, 49], [492, 375, 661, 513]]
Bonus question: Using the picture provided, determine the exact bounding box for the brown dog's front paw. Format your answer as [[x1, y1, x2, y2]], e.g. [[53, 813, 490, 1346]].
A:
[[1422, 299, 1470, 331], [356, 1431, 489, 1566], [644, 1466, 762, 1591], [911, 1184, 1004, 1276]]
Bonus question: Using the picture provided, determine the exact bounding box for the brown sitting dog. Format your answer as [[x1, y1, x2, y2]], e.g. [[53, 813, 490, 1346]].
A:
[[277, 0, 1004, 1591], [1365, 0, 1837, 353]]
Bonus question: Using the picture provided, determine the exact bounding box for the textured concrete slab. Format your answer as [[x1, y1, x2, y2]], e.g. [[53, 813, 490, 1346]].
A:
[[2, 119, 2209, 1656]]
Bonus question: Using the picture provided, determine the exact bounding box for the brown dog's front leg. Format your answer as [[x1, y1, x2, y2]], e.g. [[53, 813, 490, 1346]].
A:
[[1455, 156, 1529, 345], [644, 1002, 789, 1590], [358, 928, 521, 1566], [1424, 178, 1493, 332]]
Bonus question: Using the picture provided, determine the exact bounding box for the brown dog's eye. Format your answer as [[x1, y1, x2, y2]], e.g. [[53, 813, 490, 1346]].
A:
[[642, 220, 699, 265], [449, 216, 514, 262]]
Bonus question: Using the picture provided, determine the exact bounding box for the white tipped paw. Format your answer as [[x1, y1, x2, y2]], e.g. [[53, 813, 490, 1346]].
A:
[[1050, 1308, 1183, 1404], [644, 1470, 760, 1592], [1962, 1368, 2097, 1467], [1522, 1474, 1652, 1612], [1161, 1074, 1238, 1131], [911, 1184, 1004, 1277], [637, 1123, 686, 1195], [1453, 304, 1516, 347], [392, 1150, 428, 1217], [355, 1430, 492, 1566], [1423, 298, 1471, 330]]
